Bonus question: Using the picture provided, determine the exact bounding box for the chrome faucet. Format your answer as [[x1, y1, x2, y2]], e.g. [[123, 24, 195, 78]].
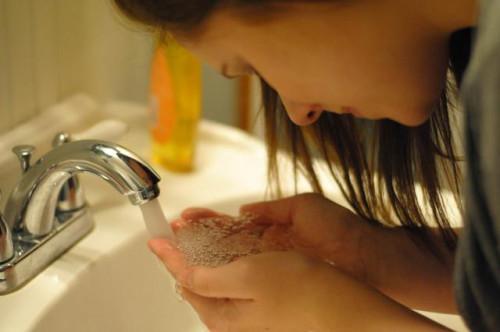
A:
[[0, 138, 160, 294], [0, 196, 14, 264]]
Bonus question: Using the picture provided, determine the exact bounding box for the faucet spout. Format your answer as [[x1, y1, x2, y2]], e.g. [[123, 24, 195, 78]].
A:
[[4, 140, 160, 236]]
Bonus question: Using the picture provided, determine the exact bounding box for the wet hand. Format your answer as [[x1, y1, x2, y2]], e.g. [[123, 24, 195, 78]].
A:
[[148, 239, 330, 332], [240, 193, 372, 280], [149, 238, 449, 332]]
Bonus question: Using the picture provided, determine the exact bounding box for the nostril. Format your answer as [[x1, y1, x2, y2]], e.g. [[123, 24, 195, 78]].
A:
[[307, 111, 316, 119]]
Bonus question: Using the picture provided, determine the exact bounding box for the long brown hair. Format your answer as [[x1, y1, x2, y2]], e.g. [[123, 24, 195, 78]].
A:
[[114, 0, 470, 252]]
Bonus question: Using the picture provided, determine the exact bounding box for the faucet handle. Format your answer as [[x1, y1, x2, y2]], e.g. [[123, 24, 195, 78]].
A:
[[12, 145, 36, 173], [52, 132, 71, 147]]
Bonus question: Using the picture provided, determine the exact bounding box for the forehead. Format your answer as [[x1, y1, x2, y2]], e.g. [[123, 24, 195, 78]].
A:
[[173, 9, 256, 67], [174, 8, 245, 48], [172, 2, 350, 73], [175, 2, 306, 46]]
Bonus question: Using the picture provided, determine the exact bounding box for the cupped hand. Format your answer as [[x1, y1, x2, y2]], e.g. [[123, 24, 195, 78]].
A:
[[240, 193, 373, 280], [239, 194, 459, 313], [149, 237, 340, 332], [168, 197, 458, 314], [174, 194, 372, 281], [148, 238, 447, 332]]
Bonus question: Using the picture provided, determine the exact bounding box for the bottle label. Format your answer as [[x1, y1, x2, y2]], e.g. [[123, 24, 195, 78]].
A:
[[150, 47, 176, 143]]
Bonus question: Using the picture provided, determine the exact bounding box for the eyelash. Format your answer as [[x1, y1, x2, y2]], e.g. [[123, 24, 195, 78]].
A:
[[222, 62, 257, 79], [244, 65, 256, 75]]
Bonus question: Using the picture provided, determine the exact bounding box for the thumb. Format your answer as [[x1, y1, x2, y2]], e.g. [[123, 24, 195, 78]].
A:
[[185, 264, 256, 300], [185, 253, 281, 300], [180, 207, 221, 220]]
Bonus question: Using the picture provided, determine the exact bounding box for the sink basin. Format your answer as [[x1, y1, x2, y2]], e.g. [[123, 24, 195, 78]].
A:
[[0, 100, 272, 332], [31, 232, 201, 332], [31, 197, 252, 332], [26, 194, 466, 332]]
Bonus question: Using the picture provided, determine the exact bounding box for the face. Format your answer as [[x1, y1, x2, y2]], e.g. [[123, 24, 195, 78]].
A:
[[175, 1, 453, 127]]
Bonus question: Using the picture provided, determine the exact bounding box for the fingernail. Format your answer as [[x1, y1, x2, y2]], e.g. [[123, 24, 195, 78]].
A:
[[171, 221, 183, 231]]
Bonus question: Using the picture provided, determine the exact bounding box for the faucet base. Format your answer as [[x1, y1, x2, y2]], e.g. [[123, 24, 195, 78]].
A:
[[0, 209, 93, 294]]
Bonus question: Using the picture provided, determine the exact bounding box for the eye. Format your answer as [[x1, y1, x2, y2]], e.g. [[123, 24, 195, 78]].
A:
[[242, 64, 256, 75], [220, 62, 256, 79]]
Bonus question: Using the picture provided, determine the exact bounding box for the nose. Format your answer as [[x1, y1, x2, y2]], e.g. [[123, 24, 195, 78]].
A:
[[281, 98, 323, 126]]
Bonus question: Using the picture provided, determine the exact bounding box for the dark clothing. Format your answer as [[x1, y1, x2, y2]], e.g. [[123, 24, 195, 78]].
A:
[[455, 0, 500, 331]]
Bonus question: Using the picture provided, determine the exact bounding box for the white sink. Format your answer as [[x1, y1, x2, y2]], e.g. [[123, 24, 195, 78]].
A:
[[4, 194, 464, 332], [31, 228, 202, 332], [0, 100, 271, 332], [28, 196, 467, 332], [30, 196, 253, 332]]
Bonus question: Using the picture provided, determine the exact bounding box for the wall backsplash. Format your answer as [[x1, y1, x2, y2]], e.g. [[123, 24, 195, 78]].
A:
[[0, 0, 243, 136], [0, 0, 155, 135]]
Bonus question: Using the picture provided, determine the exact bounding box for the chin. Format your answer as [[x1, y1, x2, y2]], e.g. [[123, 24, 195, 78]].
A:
[[397, 112, 433, 127], [388, 103, 434, 127]]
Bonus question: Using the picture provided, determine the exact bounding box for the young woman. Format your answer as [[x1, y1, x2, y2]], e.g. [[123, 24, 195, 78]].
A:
[[114, 1, 499, 330]]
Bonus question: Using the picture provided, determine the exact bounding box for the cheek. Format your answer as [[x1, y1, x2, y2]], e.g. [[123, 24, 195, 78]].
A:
[[255, 65, 314, 100], [385, 57, 448, 126], [335, 48, 448, 125], [241, 46, 329, 103]]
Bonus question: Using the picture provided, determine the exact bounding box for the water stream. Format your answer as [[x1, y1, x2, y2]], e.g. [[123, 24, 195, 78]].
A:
[[140, 198, 174, 239]]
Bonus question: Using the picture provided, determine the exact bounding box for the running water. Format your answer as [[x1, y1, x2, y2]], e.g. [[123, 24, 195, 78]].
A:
[[140, 199, 175, 240]]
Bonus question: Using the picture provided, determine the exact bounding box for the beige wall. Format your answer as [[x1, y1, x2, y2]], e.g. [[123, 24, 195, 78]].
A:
[[0, 0, 240, 134], [0, 0, 155, 134]]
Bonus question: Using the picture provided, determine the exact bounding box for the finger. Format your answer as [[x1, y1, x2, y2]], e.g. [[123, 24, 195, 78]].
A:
[[187, 254, 274, 299], [180, 287, 221, 321], [260, 224, 294, 251], [181, 207, 221, 220], [172, 209, 217, 232], [181, 287, 246, 332], [148, 238, 192, 282], [240, 197, 296, 225], [148, 239, 253, 301], [170, 218, 185, 233], [171, 218, 195, 233], [172, 213, 222, 234], [149, 240, 260, 300]]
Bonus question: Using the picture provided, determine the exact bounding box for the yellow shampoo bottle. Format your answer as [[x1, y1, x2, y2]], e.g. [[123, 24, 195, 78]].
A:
[[150, 41, 202, 172]]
